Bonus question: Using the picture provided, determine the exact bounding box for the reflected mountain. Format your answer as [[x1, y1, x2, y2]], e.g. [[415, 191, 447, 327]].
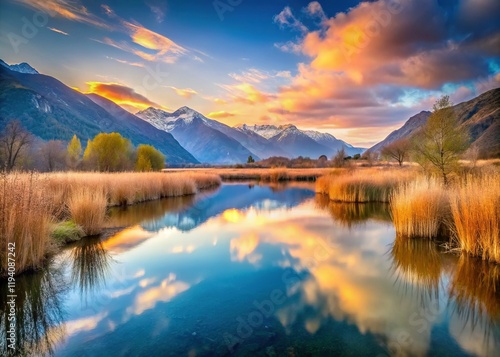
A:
[[70, 236, 114, 304], [139, 184, 315, 232], [0, 261, 68, 356], [4, 184, 500, 357]]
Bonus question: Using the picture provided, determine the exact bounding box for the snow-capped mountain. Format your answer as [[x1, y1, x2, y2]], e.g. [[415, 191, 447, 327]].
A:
[[137, 107, 258, 164], [236, 124, 291, 139], [239, 124, 365, 157], [303, 130, 364, 156], [137, 108, 366, 163], [0, 62, 198, 164], [0, 59, 39, 74]]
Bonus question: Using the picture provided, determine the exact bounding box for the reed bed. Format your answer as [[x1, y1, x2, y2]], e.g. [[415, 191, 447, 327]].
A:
[[0, 173, 54, 275], [42, 172, 221, 208], [449, 174, 500, 263], [68, 187, 107, 236], [1, 171, 221, 275], [316, 168, 415, 202], [315, 166, 500, 263], [164, 168, 330, 182], [390, 177, 448, 239]]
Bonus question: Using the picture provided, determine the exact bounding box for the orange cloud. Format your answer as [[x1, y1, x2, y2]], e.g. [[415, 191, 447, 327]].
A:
[[121, 20, 187, 64], [84, 81, 162, 112], [233, 83, 275, 104], [14, 0, 112, 29], [207, 111, 235, 119], [169, 86, 197, 99]]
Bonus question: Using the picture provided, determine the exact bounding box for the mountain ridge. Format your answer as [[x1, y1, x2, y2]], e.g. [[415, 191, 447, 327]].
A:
[[0, 62, 198, 164], [368, 88, 500, 158]]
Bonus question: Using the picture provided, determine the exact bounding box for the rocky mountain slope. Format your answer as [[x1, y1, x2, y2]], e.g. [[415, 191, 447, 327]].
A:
[[368, 88, 500, 158]]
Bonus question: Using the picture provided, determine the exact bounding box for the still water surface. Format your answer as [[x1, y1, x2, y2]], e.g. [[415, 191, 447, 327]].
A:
[[1, 183, 499, 356]]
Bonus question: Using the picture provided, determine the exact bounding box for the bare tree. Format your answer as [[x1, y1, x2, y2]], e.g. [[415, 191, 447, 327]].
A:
[[361, 151, 378, 167], [332, 148, 346, 168], [381, 138, 411, 166], [39, 140, 67, 172], [0, 120, 32, 171]]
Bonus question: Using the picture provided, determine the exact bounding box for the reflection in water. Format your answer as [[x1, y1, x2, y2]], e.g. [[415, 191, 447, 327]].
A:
[[105, 195, 197, 228], [106, 184, 315, 233], [390, 238, 443, 302], [389, 239, 500, 356], [315, 194, 391, 227], [0, 261, 68, 356], [448, 256, 500, 356], [2, 183, 500, 357], [70, 237, 113, 302]]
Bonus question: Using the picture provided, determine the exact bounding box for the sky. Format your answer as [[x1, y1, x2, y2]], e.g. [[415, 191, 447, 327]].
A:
[[0, 0, 499, 147]]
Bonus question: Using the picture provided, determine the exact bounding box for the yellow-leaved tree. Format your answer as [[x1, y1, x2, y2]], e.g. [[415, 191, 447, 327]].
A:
[[67, 134, 82, 170], [135, 144, 165, 171], [83, 133, 133, 171], [413, 96, 469, 185]]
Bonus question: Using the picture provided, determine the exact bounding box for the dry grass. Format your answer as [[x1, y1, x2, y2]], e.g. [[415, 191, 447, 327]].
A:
[[1, 171, 221, 275], [390, 177, 448, 239], [43, 172, 221, 208], [67, 187, 107, 236], [316, 167, 415, 202], [0, 173, 54, 276], [316, 166, 500, 263], [449, 174, 500, 263], [163, 168, 330, 182]]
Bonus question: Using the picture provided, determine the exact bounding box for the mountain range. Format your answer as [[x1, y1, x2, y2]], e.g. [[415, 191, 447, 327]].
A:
[[0, 59, 365, 165], [136, 107, 364, 163], [1, 59, 497, 164], [368, 88, 500, 158], [0, 61, 197, 164]]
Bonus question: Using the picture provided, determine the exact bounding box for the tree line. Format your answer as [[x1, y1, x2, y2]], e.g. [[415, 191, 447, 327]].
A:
[[0, 121, 166, 172]]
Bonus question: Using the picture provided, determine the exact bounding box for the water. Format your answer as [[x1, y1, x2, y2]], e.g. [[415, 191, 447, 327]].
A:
[[1, 183, 499, 356]]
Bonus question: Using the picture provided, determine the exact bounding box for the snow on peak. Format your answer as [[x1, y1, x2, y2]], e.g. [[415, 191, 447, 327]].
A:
[[0, 59, 39, 74], [236, 124, 300, 139], [304, 130, 337, 141], [171, 106, 206, 124]]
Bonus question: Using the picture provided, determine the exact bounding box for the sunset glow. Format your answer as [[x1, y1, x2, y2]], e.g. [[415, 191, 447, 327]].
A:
[[1, 0, 499, 146]]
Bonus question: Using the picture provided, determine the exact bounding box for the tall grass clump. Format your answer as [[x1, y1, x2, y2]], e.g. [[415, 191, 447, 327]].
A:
[[449, 174, 500, 263], [391, 177, 448, 238], [0, 173, 54, 275], [67, 187, 107, 236], [316, 168, 414, 202]]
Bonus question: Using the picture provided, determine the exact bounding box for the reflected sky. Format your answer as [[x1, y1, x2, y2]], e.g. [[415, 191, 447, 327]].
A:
[[1, 184, 498, 357]]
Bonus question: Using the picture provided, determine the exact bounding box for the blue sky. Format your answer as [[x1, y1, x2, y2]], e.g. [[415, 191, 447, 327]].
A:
[[1, 0, 499, 146]]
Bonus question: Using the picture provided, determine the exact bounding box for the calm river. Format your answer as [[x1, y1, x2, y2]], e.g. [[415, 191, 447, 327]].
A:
[[1, 183, 499, 356]]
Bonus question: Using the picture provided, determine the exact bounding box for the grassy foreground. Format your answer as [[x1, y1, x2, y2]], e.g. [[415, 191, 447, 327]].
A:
[[316, 166, 500, 263], [0, 171, 221, 276], [2, 165, 498, 276]]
